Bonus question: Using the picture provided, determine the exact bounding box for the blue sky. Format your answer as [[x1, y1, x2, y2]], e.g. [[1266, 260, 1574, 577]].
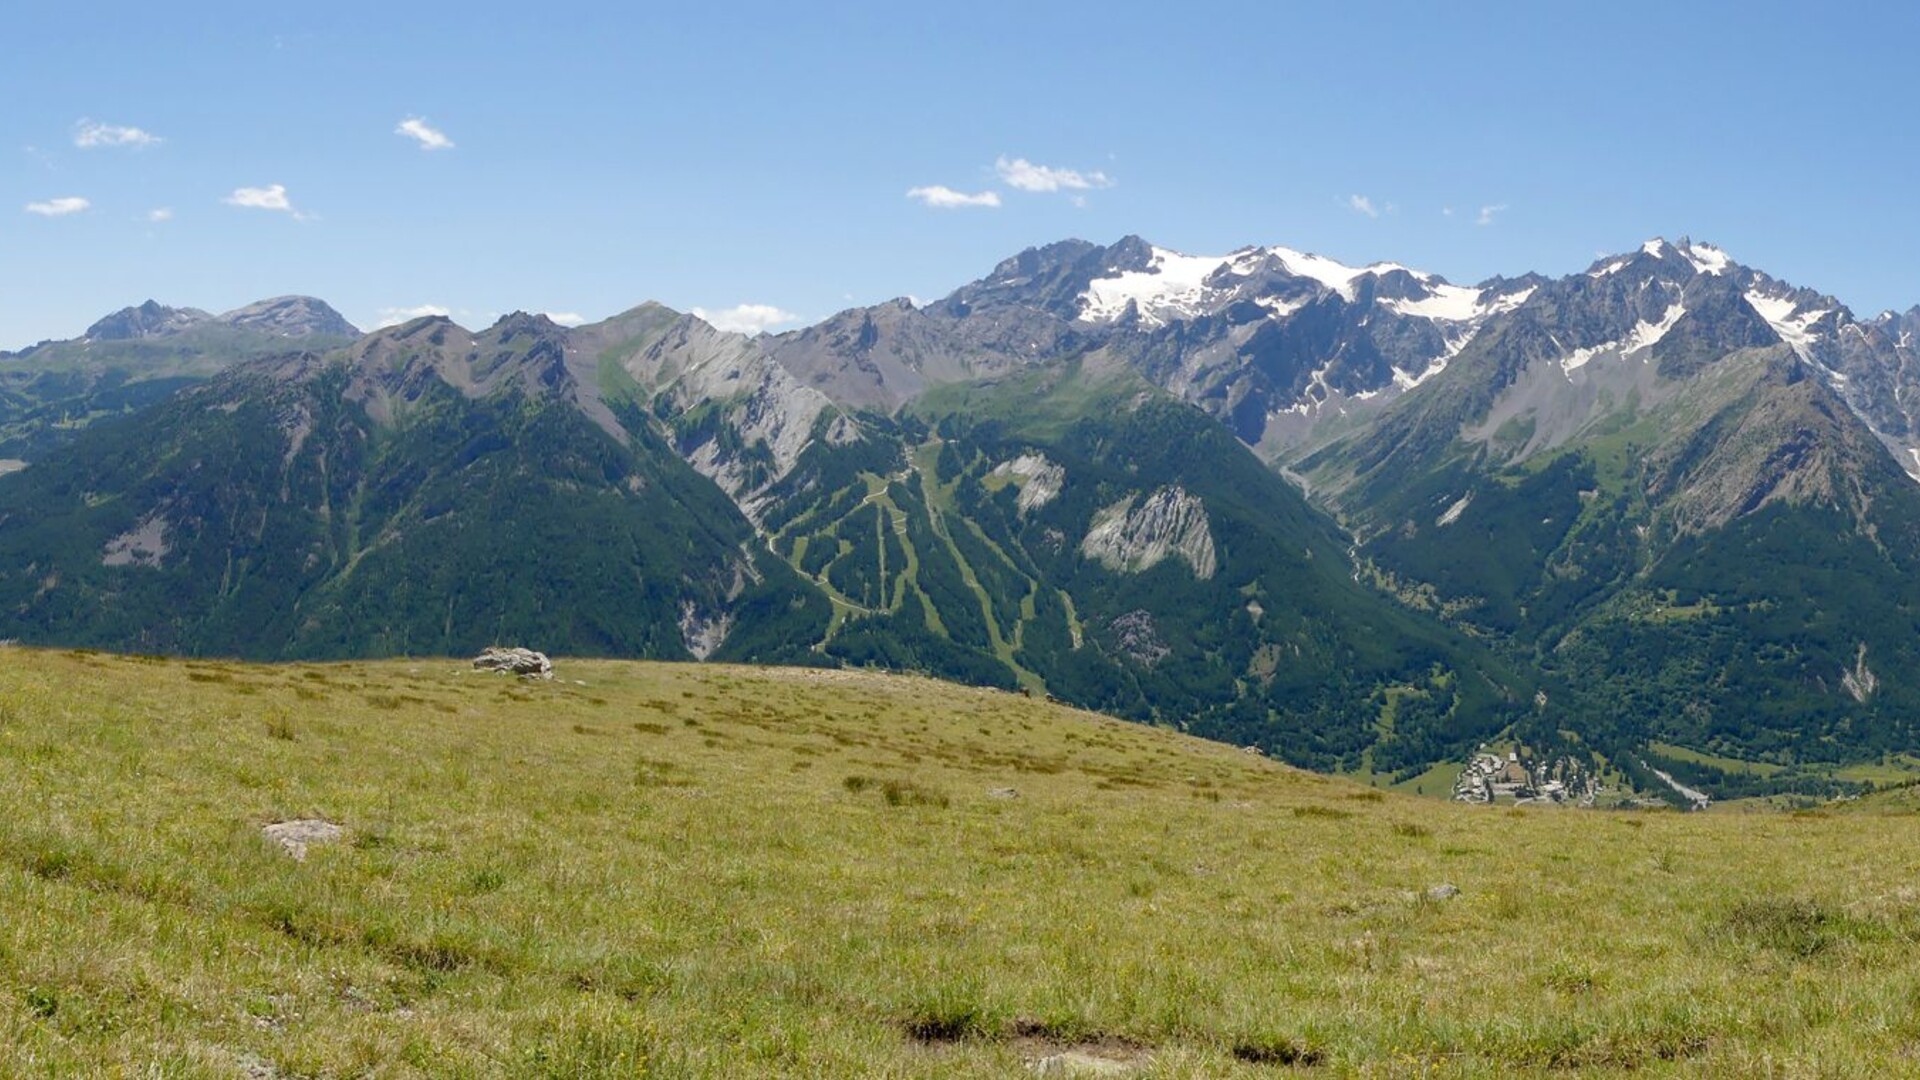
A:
[[7, 1, 1920, 348]]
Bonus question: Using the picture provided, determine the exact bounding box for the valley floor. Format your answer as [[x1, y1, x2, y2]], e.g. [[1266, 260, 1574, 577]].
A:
[[1, 649, 1917, 1076]]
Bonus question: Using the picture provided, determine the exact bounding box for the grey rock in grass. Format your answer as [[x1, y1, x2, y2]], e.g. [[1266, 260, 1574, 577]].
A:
[[1427, 883, 1462, 901], [1031, 1050, 1137, 1076], [262, 819, 343, 860], [472, 646, 553, 679], [988, 787, 1020, 799], [234, 1051, 282, 1079]]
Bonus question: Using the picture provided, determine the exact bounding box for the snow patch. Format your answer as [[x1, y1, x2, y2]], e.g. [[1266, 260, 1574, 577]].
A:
[[1560, 304, 1684, 375], [1744, 289, 1830, 358], [1080, 248, 1230, 327], [1624, 304, 1686, 353], [1258, 295, 1305, 319], [1081, 243, 1441, 325], [1481, 285, 1536, 316], [1268, 247, 1420, 300], [1437, 493, 1472, 527], [1393, 355, 1451, 390], [1680, 241, 1732, 276], [1560, 340, 1615, 374], [1382, 282, 1483, 321]]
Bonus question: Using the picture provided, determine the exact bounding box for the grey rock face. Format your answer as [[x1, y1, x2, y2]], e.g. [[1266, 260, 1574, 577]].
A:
[[218, 296, 360, 338], [991, 453, 1066, 514], [1107, 610, 1169, 667], [1080, 486, 1216, 579], [85, 300, 214, 341]]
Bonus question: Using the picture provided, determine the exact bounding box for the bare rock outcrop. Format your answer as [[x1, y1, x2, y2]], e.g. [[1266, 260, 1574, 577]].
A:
[[1080, 486, 1217, 579], [990, 453, 1067, 513], [472, 647, 553, 679]]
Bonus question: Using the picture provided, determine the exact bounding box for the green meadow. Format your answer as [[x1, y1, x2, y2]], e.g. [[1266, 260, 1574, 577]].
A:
[[2, 648, 1919, 1076]]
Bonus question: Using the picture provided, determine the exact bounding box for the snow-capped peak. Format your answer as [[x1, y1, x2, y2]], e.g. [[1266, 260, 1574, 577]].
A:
[[1677, 239, 1732, 276], [1078, 242, 1522, 329], [1241, 245, 1425, 301], [1078, 247, 1227, 326], [1592, 238, 1735, 279]]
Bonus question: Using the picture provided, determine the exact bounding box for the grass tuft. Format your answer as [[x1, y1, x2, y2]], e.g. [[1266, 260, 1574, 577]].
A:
[[900, 997, 991, 1043], [1231, 1034, 1324, 1066], [880, 779, 949, 808]]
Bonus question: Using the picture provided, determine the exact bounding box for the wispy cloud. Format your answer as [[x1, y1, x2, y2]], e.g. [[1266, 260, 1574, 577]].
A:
[[543, 311, 586, 327], [25, 196, 89, 217], [373, 304, 452, 329], [73, 120, 161, 149], [1477, 204, 1508, 227], [906, 185, 1001, 209], [224, 184, 298, 215], [395, 117, 454, 151], [906, 183, 1006, 209], [147, 207, 174, 223], [692, 303, 800, 335], [995, 156, 1112, 193], [1347, 194, 1380, 218]]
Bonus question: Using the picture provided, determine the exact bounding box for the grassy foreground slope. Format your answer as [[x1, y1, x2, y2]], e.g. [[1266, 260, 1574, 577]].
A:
[[2, 652, 1919, 1076]]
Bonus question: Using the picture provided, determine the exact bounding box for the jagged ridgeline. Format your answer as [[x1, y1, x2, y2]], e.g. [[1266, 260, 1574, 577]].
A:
[[1296, 241, 1920, 779], [0, 316, 831, 662], [15, 230, 1920, 795], [0, 297, 361, 460], [0, 306, 1525, 774]]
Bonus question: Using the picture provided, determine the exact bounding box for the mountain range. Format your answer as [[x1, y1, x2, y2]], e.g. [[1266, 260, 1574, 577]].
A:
[[6, 235, 1919, 800]]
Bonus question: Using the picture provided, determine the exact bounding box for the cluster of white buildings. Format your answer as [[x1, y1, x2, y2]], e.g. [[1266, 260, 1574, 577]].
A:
[[1453, 749, 1597, 806]]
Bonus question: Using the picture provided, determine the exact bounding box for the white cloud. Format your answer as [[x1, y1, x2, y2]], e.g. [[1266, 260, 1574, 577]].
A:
[[543, 311, 586, 327], [1477, 204, 1508, 227], [395, 117, 454, 151], [1348, 194, 1380, 218], [373, 304, 452, 329], [224, 184, 296, 213], [691, 303, 800, 336], [147, 207, 174, 223], [25, 196, 89, 217], [73, 120, 161, 149], [994, 156, 1113, 193], [906, 185, 1001, 209]]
